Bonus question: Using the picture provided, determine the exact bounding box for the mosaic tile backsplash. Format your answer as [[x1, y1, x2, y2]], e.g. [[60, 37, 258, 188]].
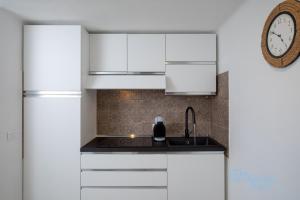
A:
[[97, 72, 229, 148]]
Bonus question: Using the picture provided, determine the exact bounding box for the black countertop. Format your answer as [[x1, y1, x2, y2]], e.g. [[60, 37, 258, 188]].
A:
[[81, 137, 226, 152]]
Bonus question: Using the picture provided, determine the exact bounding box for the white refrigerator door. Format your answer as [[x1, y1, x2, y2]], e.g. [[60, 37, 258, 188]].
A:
[[24, 96, 81, 200]]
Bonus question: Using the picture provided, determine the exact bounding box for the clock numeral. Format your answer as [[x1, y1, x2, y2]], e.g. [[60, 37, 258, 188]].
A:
[[278, 18, 282, 24]]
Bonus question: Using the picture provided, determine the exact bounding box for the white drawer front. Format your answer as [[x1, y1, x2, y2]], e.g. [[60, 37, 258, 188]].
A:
[[81, 171, 167, 187], [81, 154, 167, 169], [81, 188, 167, 200]]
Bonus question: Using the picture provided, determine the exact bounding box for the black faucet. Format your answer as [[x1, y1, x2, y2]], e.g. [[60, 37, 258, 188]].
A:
[[185, 106, 196, 139]]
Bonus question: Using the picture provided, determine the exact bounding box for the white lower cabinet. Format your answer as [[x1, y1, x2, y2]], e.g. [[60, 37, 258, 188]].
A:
[[81, 171, 167, 187], [81, 153, 224, 200], [81, 188, 167, 200], [168, 153, 225, 200], [81, 154, 167, 169]]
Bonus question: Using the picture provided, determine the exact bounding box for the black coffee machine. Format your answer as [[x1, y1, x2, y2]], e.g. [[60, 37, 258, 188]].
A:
[[153, 116, 166, 142]]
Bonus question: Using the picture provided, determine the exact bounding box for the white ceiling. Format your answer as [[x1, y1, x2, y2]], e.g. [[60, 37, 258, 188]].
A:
[[0, 0, 245, 32]]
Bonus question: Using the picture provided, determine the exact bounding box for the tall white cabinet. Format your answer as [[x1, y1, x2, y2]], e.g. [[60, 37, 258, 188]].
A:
[[23, 25, 96, 200]]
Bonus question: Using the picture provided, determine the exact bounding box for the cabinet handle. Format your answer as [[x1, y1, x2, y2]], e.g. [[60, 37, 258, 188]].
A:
[[165, 61, 216, 65]]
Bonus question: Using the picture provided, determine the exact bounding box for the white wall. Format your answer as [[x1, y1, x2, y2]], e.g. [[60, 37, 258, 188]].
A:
[[218, 0, 300, 200], [0, 8, 23, 200]]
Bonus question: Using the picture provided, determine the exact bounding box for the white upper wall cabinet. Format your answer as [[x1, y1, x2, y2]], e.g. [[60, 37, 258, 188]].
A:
[[24, 25, 82, 91], [165, 64, 216, 95], [166, 34, 216, 62], [89, 34, 127, 72], [128, 34, 165, 72]]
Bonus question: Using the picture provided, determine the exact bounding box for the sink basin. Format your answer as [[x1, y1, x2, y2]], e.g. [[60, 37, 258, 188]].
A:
[[168, 137, 218, 146]]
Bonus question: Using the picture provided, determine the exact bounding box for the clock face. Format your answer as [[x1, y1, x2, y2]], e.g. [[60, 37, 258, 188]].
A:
[[267, 12, 296, 57]]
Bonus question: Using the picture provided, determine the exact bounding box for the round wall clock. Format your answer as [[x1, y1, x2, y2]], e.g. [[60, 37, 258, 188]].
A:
[[262, 0, 300, 68]]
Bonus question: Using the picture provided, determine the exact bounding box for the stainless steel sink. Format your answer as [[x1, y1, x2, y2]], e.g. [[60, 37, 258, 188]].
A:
[[168, 137, 218, 146]]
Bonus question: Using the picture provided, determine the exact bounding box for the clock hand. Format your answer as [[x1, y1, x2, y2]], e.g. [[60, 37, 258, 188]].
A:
[[271, 31, 280, 37], [271, 31, 284, 40], [271, 31, 285, 43]]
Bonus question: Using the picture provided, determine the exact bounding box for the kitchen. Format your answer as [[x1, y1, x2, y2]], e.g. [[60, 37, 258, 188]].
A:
[[1, 1, 300, 200]]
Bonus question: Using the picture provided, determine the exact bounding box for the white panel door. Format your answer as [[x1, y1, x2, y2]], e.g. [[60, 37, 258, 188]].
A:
[[89, 34, 127, 72], [24, 96, 81, 200], [166, 34, 216, 62], [166, 64, 216, 95], [128, 34, 165, 72], [24, 25, 82, 91], [168, 153, 225, 200]]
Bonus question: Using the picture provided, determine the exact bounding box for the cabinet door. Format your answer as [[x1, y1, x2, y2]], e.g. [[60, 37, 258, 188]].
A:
[[24, 25, 82, 91], [81, 154, 167, 169], [89, 34, 127, 72], [81, 171, 167, 186], [168, 153, 225, 200], [128, 34, 165, 72], [82, 188, 167, 200], [165, 64, 216, 95], [166, 34, 216, 62], [24, 96, 80, 200]]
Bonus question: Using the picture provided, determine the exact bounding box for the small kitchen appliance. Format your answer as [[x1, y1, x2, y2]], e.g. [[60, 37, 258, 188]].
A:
[[153, 116, 166, 142]]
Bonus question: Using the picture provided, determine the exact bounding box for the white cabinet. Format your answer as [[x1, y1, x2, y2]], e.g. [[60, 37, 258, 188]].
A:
[[24, 97, 81, 200], [24, 25, 82, 91], [81, 171, 167, 186], [89, 34, 127, 72], [86, 75, 165, 89], [166, 34, 216, 62], [165, 64, 216, 95], [81, 188, 167, 200], [87, 33, 217, 93], [168, 153, 225, 200], [128, 34, 165, 72], [165, 34, 217, 95], [23, 25, 97, 200], [81, 153, 224, 200], [81, 153, 167, 200], [81, 154, 167, 169]]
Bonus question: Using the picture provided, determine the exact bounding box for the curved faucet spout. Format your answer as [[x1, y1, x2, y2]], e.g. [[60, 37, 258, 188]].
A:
[[185, 107, 196, 139]]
